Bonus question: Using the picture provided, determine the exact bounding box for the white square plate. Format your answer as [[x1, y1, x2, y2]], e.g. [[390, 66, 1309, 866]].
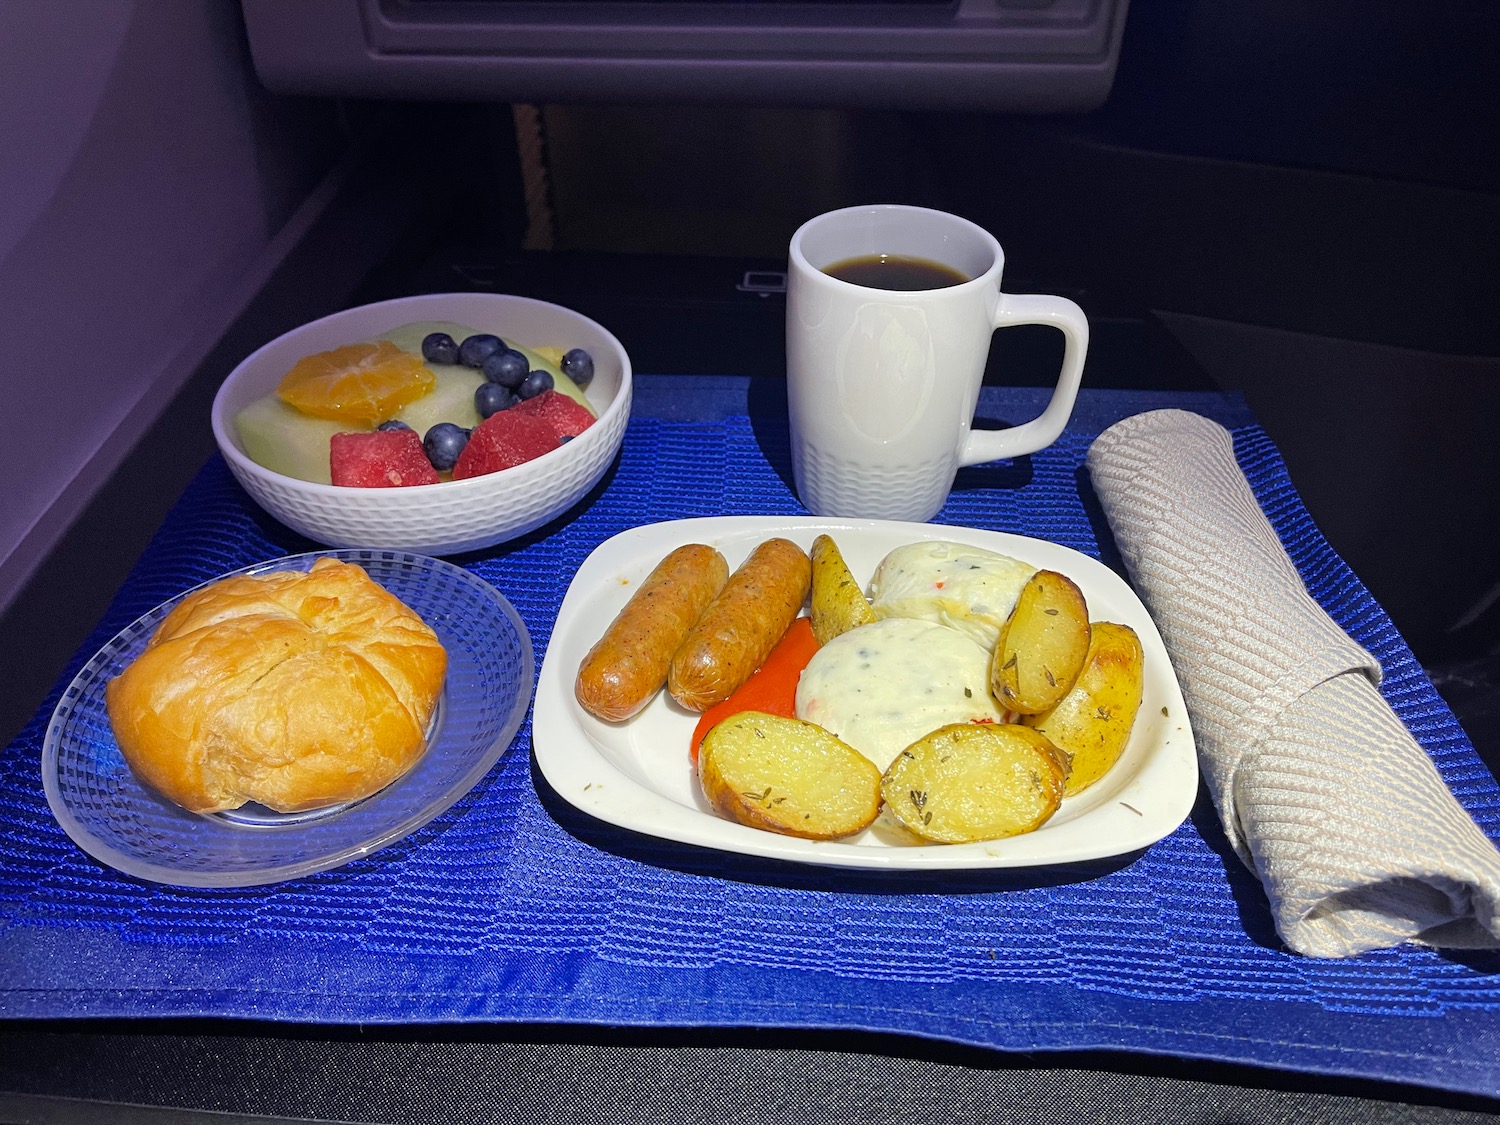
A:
[[533, 517, 1197, 870]]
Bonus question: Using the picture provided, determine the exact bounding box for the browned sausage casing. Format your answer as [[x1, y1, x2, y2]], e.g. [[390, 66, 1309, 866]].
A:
[[667, 537, 812, 712], [575, 543, 729, 721]]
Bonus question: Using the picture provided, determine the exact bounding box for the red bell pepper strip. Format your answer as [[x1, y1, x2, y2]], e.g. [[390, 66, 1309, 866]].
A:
[[689, 616, 820, 764]]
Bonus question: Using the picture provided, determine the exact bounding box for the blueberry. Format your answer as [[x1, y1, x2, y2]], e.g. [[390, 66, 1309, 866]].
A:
[[560, 348, 595, 388], [457, 333, 504, 368], [376, 419, 413, 432], [475, 381, 517, 419], [519, 369, 554, 400], [421, 332, 460, 365], [423, 422, 470, 471], [481, 348, 529, 389]]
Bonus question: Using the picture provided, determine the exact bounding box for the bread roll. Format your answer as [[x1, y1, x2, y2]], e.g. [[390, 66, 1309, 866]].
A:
[[106, 557, 447, 814]]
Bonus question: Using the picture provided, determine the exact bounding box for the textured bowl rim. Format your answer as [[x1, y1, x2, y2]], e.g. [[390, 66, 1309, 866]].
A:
[[210, 292, 633, 498]]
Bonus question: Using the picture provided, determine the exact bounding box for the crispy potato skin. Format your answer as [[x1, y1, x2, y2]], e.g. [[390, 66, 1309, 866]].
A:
[[699, 711, 880, 839], [991, 569, 1091, 715], [1022, 621, 1144, 795], [575, 543, 729, 721], [881, 723, 1069, 844], [810, 534, 877, 645], [668, 538, 812, 712]]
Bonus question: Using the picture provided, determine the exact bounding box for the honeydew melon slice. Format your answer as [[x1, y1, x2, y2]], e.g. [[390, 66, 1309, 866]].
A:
[[393, 365, 486, 434], [234, 396, 347, 485]]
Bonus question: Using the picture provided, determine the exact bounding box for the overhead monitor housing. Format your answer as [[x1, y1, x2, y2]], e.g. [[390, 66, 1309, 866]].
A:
[[241, 0, 1130, 111]]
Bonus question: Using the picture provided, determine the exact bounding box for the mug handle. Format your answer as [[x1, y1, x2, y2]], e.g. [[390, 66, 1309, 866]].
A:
[[958, 293, 1089, 467]]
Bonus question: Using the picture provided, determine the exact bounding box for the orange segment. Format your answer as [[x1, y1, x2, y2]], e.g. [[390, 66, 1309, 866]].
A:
[[276, 341, 435, 424]]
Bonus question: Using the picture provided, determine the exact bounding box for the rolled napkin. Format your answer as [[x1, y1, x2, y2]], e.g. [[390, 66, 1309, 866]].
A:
[[1087, 408, 1500, 958]]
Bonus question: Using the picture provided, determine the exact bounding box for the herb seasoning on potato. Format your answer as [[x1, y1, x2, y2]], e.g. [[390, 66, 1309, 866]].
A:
[[809, 534, 877, 645], [991, 569, 1091, 715], [1022, 621, 1144, 795], [699, 711, 881, 839], [880, 723, 1070, 843]]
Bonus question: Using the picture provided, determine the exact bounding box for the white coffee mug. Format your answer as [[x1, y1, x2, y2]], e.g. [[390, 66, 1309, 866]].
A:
[[786, 204, 1088, 522]]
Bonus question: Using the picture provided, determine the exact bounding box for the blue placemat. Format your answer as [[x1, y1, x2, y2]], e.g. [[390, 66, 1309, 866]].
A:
[[3, 381, 1498, 1099]]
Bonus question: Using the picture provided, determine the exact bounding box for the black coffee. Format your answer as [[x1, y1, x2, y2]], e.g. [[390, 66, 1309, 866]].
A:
[[823, 254, 969, 291]]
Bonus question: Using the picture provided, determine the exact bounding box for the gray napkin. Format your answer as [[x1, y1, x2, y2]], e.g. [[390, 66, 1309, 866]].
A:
[[1087, 408, 1500, 957]]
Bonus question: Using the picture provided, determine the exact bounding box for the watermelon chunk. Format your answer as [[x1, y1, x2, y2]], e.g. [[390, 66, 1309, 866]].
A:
[[510, 389, 597, 439], [329, 429, 440, 487], [452, 410, 560, 479]]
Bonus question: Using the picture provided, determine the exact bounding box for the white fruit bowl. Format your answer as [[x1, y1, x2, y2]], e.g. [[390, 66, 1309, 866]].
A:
[[211, 293, 632, 555]]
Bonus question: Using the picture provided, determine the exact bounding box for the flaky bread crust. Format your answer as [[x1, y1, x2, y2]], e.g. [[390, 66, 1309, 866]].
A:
[[106, 558, 447, 814]]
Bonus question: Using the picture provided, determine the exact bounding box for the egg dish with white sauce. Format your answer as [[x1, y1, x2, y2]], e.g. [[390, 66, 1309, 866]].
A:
[[795, 617, 1010, 771], [869, 540, 1037, 651]]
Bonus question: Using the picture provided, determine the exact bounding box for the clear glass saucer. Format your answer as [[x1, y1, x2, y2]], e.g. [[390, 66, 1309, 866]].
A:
[[42, 550, 533, 887]]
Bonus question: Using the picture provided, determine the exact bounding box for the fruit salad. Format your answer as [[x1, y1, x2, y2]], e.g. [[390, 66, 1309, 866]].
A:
[[234, 321, 599, 487]]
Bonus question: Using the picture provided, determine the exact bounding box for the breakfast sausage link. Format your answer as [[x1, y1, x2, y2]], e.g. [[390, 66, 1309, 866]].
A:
[[575, 544, 730, 722], [668, 537, 813, 713]]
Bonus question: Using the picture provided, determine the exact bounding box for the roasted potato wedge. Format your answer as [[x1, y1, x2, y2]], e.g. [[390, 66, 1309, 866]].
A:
[[698, 711, 881, 840], [991, 569, 1091, 715], [880, 723, 1069, 844], [809, 534, 877, 645], [1022, 621, 1144, 796]]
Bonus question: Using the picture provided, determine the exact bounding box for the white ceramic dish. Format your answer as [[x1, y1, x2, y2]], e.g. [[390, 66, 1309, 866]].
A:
[[211, 293, 632, 556], [534, 516, 1198, 871], [43, 550, 533, 887]]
